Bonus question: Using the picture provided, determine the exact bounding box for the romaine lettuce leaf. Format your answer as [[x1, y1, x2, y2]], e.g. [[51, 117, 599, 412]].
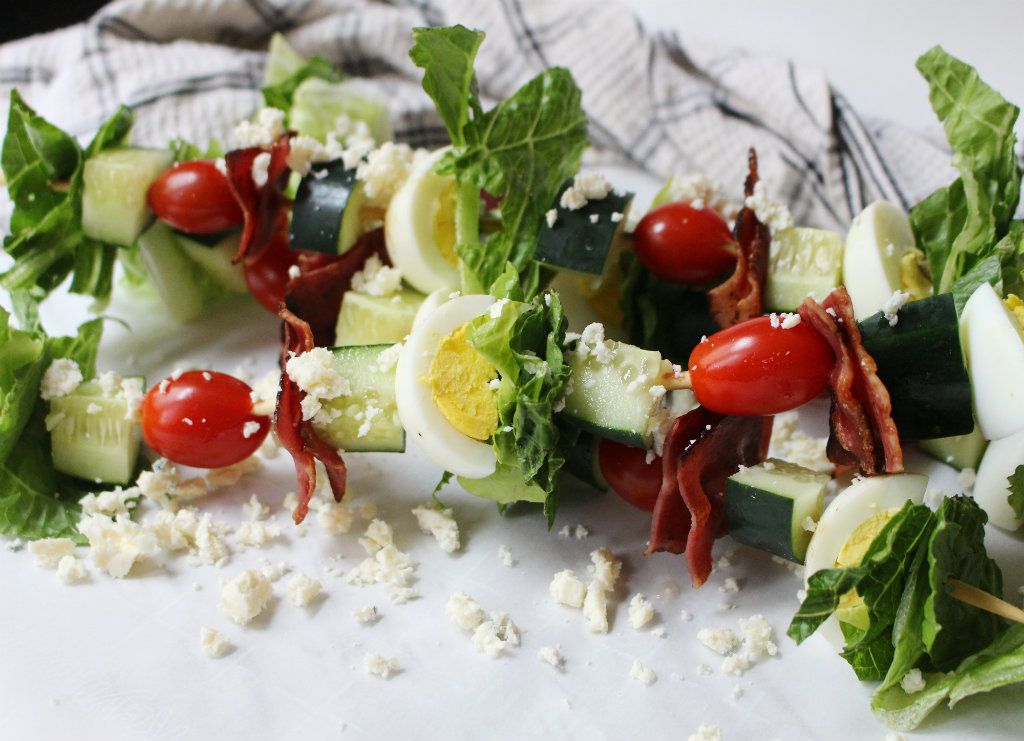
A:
[[909, 46, 1021, 294], [410, 26, 588, 298], [0, 307, 45, 463], [1, 91, 133, 309], [467, 279, 576, 523], [0, 315, 104, 542], [1008, 464, 1024, 520]]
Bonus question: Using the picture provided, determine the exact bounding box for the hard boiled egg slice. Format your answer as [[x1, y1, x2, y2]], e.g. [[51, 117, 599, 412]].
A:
[[974, 428, 1024, 531], [395, 293, 499, 478], [803, 473, 927, 649], [385, 148, 461, 295], [960, 282, 1024, 441], [843, 201, 916, 320]]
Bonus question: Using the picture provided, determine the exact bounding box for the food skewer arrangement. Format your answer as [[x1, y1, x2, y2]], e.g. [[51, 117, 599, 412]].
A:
[[2, 26, 1024, 733]]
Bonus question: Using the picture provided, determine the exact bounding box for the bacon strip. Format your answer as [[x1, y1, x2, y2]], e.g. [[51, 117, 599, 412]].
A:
[[226, 135, 292, 264], [284, 229, 389, 347], [647, 407, 772, 587], [708, 148, 770, 328], [277, 307, 349, 524], [798, 288, 903, 475]]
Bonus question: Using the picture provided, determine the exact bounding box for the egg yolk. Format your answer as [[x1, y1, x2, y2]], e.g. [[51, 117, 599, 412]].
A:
[[1004, 294, 1024, 331], [432, 178, 460, 268], [899, 247, 932, 300], [428, 323, 499, 441], [834, 507, 902, 632]]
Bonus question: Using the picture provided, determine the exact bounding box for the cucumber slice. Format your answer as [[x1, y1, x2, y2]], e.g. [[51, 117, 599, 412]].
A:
[[290, 77, 392, 144], [312, 344, 405, 453], [973, 428, 1024, 531], [49, 379, 143, 485], [765, 227, 843, 311], [842, 201, 916, 321], [724, 459, 829, 563], [136, 220, 205, 322], [918, 424, 987, 471], [562, 339, 667, 447], [264, 33, 307, 86], [385, 148, 461, 295], [176, 231, 247, 294], [563, 432, 610, 492], [82, 147, 174, 246], [335, 287, 424, 346], [290, 160, 366, 254], [858, 292, 972, 440], [536, 186, 634, 276]]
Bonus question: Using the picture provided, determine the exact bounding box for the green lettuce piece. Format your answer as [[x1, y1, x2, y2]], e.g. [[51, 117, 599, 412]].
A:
[[788, 567, 868, 644], [876, 544, 931, 693], [457, 462, 546, 506], [909, 46, 1021, 294], [923, 496, 1003, 670], [0, 307, 45, 463], [0, 316, 104, 542], [410, 26, 589, 298], [873, 624, 1024, 732], [1, 91, 134, 309], [1008, 465, 1024, 520], [466, 280, 576, 523], [261, 33, 342, 112]]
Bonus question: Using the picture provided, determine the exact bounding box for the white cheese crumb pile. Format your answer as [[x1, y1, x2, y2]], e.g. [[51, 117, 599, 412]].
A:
[[351, 254, 403, 297], [550, 569, 588, 608], [411, 504, 460, 553], [559, 171, 612, 211], [56, 555, 87, 584], [744, 179, 793, 234], [446, 592, 520, 658], [200, 627, 231, 659], [286, 571, 322, 607], [697, 614, 779, 676], [27, 538, 76, 569], [40, 359, 83, 400], [219, 569, 273, 625], [628, 594, 655, 630]]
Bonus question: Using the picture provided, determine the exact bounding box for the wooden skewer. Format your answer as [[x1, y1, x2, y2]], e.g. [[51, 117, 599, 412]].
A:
[[661, 370, 692, 392], [948, 578, 1024, 624]]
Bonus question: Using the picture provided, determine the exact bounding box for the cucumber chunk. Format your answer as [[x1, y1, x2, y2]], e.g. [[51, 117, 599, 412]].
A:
[[49, 379, 143, 485], [312, 344, 405, 453], [290, 77, 391, 144], [563, 432, 610, 492], [562, 339, 668, 448], [858, 292, 973, 440], [765, 227, 843, 311], [334, 287, 424, 346], [918, 424, 987, 471], [82, 147, 173, 246], [536, 186, 634, 276], [290, 160, 366, 254], [725, 459, 829, 564], [136, 220, 205, 322], [264, 32, 308, 86], [176, 231, 247, 294]]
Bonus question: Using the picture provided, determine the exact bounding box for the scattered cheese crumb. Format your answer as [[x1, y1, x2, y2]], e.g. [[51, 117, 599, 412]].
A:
[[285, 347, 351, 424], [583, 581, 609, 633], [27, 538, 76, 569], [56, 555, 87, 584], [769, 411, 831, 473], [200, 627, 230, 658], [286, 571, 322, 607], [219, 570, 272, 625], [250, 152, 272, 187], [680, 609, 694, 622], [363, 653, 400, 679], [472, 612, 520, 658], [780, 312, 802, 329], [802, 516, 818, 533], [589, 547, 622, 591], [718, 577, 740, 594], [574, 524, 589, 540], [628, 594, 655, 630], [629, 660, 657, 685], [550, 569, 587, 608], [744, 180, 793, 233], [447, 592, 486, 632], [545, 208, 558, 228], [356, 142, 416, 208], [233, 107, 285, 148], [354, 605, 380, 625], [78, 514, 160, 577], [242, 420, 262, 439], [697, 627, 740, 655], [688, 723, 722, 741], [40, 359, 82, 400], [242, 494, 269, 521], [900, 668, 926, 694], [560, 171, 612, 210], [351, 254, 402, 297], [411, 504, 460, 553], [538, 645, 565, 670], [316, 500, 354, 535], [882, 290, 911, 327], [498, 544, 515, 567]]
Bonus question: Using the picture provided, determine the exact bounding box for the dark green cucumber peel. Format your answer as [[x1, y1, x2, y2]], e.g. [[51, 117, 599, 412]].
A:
[[289, 159, 361, 254], [562, 432, 609, 492], [724, 481, 803, 562], [857, 293, 973, 440], [536, 185, 633, 276]]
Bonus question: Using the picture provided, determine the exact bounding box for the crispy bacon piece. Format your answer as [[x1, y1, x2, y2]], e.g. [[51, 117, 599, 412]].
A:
[[284, 229, 389, 347], [647, 407, 772, 587], [708, 148, 769, 328], [225, 135, 292, 264], [277, 307, 348, 524], [798, 288, 903, 475]]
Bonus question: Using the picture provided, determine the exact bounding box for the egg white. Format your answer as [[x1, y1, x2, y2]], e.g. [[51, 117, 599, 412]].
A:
[[395, 293, 498, 479], [384, 148, 460, 295], [803, 473, 928, 649]]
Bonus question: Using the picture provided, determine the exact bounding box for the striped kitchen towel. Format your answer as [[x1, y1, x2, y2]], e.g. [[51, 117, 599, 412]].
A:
[[0, 0, 957, 230]]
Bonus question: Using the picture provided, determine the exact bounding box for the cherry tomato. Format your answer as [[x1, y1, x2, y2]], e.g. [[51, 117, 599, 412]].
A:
[[598, 438, 662, 512], [688, 316, 834, 416], [141, 371, 270, 468], [244, 239, 299, 312], [633, 202, 737, 284], [147, 160, 244, 234]]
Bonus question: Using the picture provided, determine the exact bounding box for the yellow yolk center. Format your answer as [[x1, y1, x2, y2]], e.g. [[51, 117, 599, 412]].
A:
[[432, 178, 460, 268], [428, 323, 499, 441], [834, 507, 902, 632]]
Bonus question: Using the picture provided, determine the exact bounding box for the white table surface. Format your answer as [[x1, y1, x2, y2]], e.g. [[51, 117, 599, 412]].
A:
[[4, 5, 1024, 737]]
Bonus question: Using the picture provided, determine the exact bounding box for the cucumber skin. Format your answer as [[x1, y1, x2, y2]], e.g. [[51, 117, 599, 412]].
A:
[[563, 432, 610, 491], [536, 186, 633, 276], [724, 480, 802, 563], [858, 293, 973, 440], [289, 160, 361, 255]]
